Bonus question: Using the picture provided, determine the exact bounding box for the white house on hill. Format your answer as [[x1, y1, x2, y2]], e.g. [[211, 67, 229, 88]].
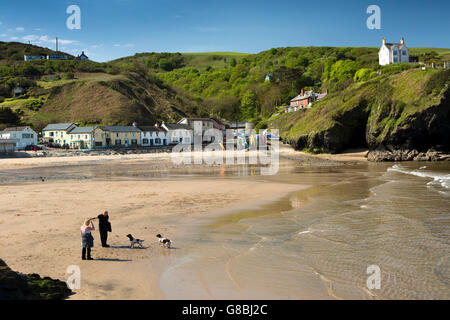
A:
[[379, 37, 409, 66]]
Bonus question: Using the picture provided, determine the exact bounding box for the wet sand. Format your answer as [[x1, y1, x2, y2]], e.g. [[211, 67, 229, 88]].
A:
[[2, 147, 448, 300], [0, 153, 305, 299]]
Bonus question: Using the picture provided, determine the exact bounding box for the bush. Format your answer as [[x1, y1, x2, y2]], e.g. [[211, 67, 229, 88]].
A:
[[354, 68, 375, 82], [424, 69, 450, 95], [64, 72, 75, 80]]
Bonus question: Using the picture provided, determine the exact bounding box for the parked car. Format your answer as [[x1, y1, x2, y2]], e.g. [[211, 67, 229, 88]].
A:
[[24, 145, 42, 151]]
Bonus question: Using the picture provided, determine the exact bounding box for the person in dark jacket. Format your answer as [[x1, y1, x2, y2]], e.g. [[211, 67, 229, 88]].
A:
[[96, 211, 111, 247]]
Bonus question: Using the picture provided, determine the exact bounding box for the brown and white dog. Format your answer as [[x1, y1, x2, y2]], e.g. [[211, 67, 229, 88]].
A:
[[156, 234, 172, 248], [126, 234, 144, 248]]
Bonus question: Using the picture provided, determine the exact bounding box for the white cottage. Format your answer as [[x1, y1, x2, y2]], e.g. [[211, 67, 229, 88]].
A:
[[379, 37, 409, 66], [139, 126, 169, 147], [161, 123, 193, 145], [0, 126, 38, 150]]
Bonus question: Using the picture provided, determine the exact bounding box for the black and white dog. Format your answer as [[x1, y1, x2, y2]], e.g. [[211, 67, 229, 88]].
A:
[[156, 234, 172, 248], [126, 234, 144, 248]]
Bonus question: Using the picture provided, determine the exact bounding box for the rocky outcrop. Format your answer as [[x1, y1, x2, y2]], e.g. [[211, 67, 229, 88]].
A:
[[367, 147, 450, 162], [274, 69, 450, 161], [0, 259, 72, 300]]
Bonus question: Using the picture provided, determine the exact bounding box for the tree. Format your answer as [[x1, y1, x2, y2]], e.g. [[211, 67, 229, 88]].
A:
[[328, 60, 359, 83], [0, 107, 21, 126], [240, 90, 259, 120], [354, 68, 374, 82]]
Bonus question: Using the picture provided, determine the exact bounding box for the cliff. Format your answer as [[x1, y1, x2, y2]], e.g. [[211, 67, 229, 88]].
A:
[[268, 68, 450, 161]]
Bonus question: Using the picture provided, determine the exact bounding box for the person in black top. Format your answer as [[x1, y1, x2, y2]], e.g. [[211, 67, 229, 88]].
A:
[[96, 211, 111, 247]]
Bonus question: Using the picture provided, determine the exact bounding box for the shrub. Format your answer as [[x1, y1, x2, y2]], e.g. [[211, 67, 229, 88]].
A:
[[354, 68, 375, 82]]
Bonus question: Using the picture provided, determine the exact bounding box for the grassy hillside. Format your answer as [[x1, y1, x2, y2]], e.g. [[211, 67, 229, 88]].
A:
[[0, 41, 75, 65], [0, 42, 449, 136], [268, 68, 450, 153], [0, 71, 204, 131]]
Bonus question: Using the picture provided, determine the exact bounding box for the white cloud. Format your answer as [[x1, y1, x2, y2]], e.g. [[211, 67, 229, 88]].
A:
[[0, 34, 7, 37], [113, 43, 135, 48], [10, 37, 19, 40], [16, 27, 25, 32], [22, 34, 79, 46]]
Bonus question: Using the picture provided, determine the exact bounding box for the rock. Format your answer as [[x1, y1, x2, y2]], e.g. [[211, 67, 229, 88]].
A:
[[0, 258, 72, 300]]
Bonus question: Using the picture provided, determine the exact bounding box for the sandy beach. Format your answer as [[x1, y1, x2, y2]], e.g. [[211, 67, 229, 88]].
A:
[[0, 150, 305, 299], [3, 146, 447, 300]]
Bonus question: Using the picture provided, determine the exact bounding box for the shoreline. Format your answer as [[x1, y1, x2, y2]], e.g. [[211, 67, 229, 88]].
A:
[[0, 170, 306, 299]]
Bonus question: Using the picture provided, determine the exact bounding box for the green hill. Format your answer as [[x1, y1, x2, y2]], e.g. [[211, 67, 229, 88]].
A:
[[268, 68, 450, 155], [0, 42, 449, 154]]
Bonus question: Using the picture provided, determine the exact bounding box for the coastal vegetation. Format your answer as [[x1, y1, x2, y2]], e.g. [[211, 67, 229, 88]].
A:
[[0, 41, 449, 155]]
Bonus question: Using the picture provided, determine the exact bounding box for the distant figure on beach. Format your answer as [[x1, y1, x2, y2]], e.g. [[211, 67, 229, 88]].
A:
[[81, 219, 95, 260], [97, 211, 111, 247]]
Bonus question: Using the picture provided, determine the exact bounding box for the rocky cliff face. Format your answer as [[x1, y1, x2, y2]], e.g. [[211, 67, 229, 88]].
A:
[[270, 69, 450, 161], [0, 259, 72, 300]]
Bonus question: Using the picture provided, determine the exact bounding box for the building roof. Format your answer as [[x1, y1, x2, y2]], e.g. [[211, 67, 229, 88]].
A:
[[317, 92, 328, 100], [42, 123, 76, 131], [229, 121, 251, 129], [178, 117, 215, 123], [2, 126, 33, 132], [69, 126, 96, 134], [100, 126, 141, 132], [290, 90, 316, 102], [163, 123, 192, 130], [138, 126, 166, 132]]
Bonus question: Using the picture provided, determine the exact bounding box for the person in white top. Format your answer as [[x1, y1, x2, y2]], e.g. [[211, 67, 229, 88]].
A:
[[81, 218, 95, 260]]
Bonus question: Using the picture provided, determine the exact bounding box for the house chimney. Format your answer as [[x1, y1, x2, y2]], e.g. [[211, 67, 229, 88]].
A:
[[400, 37, 404, 45], [301, 88, 304, 96], [382, 37, 386, 45], [132, 122, 137, 127]]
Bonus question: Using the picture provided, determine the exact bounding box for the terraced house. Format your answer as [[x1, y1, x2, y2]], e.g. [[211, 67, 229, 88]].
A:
[[139, 125, 168, 147], [68, 126, 95, 149], [97, 126, 141, 148], [42, 123, 77, 146]]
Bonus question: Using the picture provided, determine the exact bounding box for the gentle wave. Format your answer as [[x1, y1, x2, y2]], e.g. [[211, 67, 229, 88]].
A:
[[388, 164, 450, 190]]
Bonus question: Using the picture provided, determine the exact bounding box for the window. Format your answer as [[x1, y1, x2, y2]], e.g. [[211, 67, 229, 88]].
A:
[[115, 139, 121, 145], [155, 138, 161, 144], [116, 133, 119, 137], [402, 50, 406, 55], [393, 50, 398, 55], [131, 139, 137, 146], [143, 138, 149, 144]]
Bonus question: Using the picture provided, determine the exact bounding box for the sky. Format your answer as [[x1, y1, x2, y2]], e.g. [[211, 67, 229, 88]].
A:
[[0, 0, 449, 62]]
